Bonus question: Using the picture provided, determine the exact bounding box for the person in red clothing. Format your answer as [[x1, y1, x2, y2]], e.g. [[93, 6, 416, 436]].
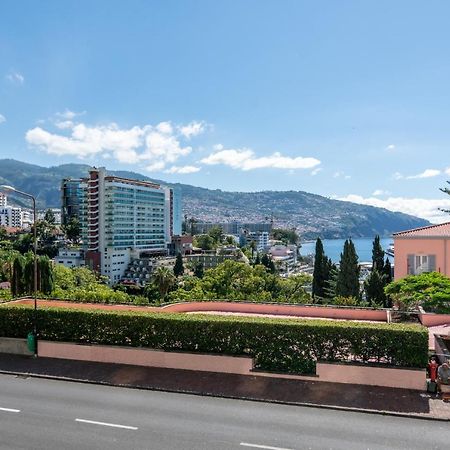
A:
[[428, 357, 439, 382]]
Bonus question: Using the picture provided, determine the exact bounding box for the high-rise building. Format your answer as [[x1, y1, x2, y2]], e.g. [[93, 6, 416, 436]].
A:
[[0, 206, 22, 228], [61, 168, 180, 284], [61, 179, 85, 225], [0, 193, 7, 207]]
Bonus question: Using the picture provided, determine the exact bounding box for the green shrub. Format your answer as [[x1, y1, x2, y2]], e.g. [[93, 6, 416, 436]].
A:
[[0, 305, 428, 374], [385, 272, 450, 313]]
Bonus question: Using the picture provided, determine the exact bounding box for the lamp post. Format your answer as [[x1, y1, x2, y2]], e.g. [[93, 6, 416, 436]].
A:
[[0, 185, 38, 357]]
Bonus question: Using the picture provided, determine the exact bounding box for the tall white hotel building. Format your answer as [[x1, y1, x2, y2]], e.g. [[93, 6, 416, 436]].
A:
[[62, 167, 181, 284]]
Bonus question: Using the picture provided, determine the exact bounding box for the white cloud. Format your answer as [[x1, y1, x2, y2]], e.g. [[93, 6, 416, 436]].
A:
[[333, 171, 351, 179], [55, 120, 74, 129], [311, 167, 322, 176], [6, 71, 24, 84], [165, 165, 201, 174], [146, 161, 166, 172], [26, 117, 207, 172], [385, 144, 396, 152], [445, 167, 450, 176], [0, 114, 5, 124], [372, 189, 390, 196], [406, 169, 441, 179], [201, 146, 320, 171], [393, 169, 442, 180], [179, 121, 206, 139], [338, 194, 450, 224], [56, 109, 85, 120]]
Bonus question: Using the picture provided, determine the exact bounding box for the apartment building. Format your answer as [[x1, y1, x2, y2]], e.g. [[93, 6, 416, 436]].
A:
[[61, 168, 181, 284], [0, 193, 6, 207], [0, 206, 22, 228]]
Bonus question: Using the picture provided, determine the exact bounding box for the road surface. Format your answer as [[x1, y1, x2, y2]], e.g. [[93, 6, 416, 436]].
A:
[[0, 374, 448, 449]]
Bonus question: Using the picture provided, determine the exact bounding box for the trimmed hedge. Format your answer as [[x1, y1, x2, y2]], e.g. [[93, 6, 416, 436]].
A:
[[0, 305, 429, 374]]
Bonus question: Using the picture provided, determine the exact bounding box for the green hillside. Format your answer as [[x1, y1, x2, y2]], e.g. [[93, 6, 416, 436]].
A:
[[0, 159, 430, 238]]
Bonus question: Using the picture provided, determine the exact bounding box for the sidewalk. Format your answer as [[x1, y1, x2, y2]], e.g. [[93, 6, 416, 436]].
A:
[[0, 353, 449, 421]]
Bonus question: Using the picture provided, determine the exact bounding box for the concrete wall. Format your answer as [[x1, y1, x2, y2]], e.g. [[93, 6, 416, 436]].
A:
[[316, 362, 426, 391], [163, 302, 388, 322], [419, 312, 450, 327], [38, 341, 253, 374], [38, 341, 425, 390], [394, 237, 450, 280], [0, 337, 33, 356]]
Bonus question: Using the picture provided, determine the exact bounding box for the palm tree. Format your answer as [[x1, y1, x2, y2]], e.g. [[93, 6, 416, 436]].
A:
[[152, 266, 176, 301]]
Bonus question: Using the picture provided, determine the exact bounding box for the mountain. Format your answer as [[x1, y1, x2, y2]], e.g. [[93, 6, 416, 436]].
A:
[[0, 159, 430, 239]]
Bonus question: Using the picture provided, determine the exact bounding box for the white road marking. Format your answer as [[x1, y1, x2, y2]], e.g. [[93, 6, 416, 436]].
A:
[[75, 418, 138, 430], [240, 443, 294, 450], [0, 407, 21, 413]]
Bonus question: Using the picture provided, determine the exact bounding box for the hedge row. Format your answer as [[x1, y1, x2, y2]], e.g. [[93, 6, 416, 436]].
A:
[[0, 305, 429, 374]]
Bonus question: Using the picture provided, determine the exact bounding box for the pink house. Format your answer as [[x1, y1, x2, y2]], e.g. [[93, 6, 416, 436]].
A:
[[393, 222, 450, 280]]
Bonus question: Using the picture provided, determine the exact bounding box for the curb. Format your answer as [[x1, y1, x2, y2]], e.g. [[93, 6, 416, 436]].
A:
[[0, 368, 448, 423]]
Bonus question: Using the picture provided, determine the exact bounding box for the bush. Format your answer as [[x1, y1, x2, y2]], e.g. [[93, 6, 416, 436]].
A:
[[385, 272, 450, 313], [0, 305, 428, 374]]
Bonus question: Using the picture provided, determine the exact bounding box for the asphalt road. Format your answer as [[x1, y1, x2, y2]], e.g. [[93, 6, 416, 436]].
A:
[[0, 374, 448, 450]]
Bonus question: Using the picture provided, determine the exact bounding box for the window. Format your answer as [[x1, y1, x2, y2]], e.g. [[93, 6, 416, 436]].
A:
[[407, 254, 436, 275]]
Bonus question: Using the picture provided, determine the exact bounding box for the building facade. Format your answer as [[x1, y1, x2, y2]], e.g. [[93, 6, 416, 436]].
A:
[[0, 206, 22, 228], [393, 222, 450, 279], [0, 193, 7, 207], [61, 168, 181, 284]]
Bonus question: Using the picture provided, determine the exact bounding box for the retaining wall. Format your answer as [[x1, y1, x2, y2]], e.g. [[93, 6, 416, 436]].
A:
[[163, 302, 388, 321], [38, 341, 425, 390], [0, 337, 33, 356]]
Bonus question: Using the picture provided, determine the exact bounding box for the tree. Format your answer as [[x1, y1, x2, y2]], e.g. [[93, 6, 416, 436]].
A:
[[208, 226, 224, 245], [173, 253, 184, 277], [193, 261, 204, 279], [11, 255, 25, 297], [364, 269, 386, 307], [44, 209, 56, 224], [383, 257, 393, 284], [440, 180, 450, 213], [312, 238, 327, 298], [272, 228, 299, 245], [261, 253, 276, 274], [385, 272, 450, 313], [63, 217, 81, 243], [152, 266, 176, 301], [371, 235, 385, 272], [38, 256, 54, 295], [336, 239, 360, 298], [249, 240, 257, 259], [254, 253, 261, 266], [194, 234, 214, 251]]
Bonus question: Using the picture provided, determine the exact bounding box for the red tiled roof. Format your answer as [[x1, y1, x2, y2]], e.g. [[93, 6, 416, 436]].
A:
[[393, 221, 450, 237]]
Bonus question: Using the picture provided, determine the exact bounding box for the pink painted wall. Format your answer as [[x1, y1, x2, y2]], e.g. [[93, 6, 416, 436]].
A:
[[38, 341, 253, 374], [163, 302, 388, 321], [317, 362, 426, 390], [394, 237, 450, 280], [419, 312, 450, 327], [39, 341, 425, 390]]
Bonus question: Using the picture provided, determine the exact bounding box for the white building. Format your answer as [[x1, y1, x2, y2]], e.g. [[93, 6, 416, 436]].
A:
[[71, 168, 175, 284], [54, 248, 85, 268], [21, 210, 34, 228], [0, 193, 6, 207], [240, 230, 270, 252], [0, 206, 22, 228]]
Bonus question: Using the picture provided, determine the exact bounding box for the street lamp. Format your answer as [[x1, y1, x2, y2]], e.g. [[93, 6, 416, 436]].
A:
[[0, 185, 38, 357]]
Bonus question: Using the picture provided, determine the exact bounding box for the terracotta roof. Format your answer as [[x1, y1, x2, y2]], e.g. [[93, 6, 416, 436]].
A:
[[393, 221, 450, 238]]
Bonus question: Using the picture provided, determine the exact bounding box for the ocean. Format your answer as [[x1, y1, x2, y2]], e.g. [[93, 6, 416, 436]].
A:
[[300, 237, 394, 264]]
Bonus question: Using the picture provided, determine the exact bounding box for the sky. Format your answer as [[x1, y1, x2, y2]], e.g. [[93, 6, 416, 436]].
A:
[[0, 0, 449, 223]]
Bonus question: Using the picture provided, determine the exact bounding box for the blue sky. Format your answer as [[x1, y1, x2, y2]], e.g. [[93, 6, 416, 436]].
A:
[[0, 1, 449, 222]]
